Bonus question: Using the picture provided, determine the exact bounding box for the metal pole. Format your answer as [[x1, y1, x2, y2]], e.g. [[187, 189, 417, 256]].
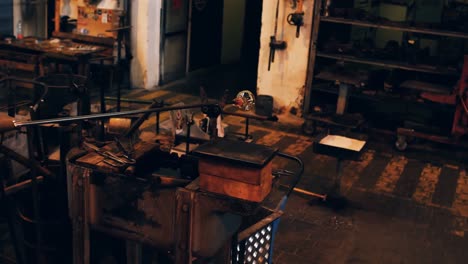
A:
[[14, 103, 214, 127], [26, 126, 43, 264]]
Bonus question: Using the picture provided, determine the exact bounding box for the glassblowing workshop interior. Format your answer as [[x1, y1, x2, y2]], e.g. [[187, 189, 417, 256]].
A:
[[0, 0, 467, 263]]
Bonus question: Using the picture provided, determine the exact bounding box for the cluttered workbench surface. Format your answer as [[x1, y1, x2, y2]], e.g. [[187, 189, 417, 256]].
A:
[[63, 132, 297, 264], [0, 37, 105, 59]]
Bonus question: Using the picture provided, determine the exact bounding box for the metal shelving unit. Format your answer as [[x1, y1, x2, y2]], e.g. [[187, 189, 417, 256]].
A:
[[303, 0, 466, 134], [304, 0, 466, 114]]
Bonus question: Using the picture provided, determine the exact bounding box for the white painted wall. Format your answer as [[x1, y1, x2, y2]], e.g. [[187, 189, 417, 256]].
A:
[[256, 0, 313, 115], [130, 0, 161, 89], [221, 0, 246, 64], [13, 0, 47, 37]]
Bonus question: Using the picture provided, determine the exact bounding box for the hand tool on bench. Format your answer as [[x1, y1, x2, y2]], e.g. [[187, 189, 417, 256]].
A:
[[114, 136, 134, 161], [83, 141, 136, 165]]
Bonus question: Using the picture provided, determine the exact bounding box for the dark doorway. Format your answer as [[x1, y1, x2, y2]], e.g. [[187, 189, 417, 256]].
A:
[[241, 0, 263, 93], [189, 0, 223, 71], [47, 0, 56, 37], [160, 0, 190, 83]]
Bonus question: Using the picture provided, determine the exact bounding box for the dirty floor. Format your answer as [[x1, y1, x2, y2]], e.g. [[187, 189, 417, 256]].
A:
[[122, 87, 468, 264]]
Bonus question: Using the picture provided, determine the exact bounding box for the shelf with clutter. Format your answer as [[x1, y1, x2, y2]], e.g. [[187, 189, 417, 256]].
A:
[[305, 0, 467, 145]]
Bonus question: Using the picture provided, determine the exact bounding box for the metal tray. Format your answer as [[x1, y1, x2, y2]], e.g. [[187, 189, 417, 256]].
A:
[[313, 132, 367, 160]]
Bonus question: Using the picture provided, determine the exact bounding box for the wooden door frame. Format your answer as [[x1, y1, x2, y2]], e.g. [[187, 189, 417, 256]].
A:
[[159, 0, 191, 84]]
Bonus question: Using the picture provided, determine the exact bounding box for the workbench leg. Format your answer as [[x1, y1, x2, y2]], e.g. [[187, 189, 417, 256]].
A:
[[336, 83, 349, 115], [26, 127, 44, 264], [71, 166, 92, 264], [126, 241, 142, 264], [175, 189, 194, 264]]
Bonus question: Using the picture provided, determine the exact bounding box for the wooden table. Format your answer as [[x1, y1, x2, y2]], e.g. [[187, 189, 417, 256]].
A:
[[0, 37, 105, 76]]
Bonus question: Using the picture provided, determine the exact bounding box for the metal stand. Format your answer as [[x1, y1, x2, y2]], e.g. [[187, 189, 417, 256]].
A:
[[0, 158, 26, 264], [106, 19, 132, 113], [26, 125, 44, 264]]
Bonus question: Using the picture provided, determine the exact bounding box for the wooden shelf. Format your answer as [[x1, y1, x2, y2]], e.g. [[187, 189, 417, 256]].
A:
[[316, 52, 459, 76], [400, 80, 453, 94], [321, 16, 468, 39], [315, 70, 367, 87]]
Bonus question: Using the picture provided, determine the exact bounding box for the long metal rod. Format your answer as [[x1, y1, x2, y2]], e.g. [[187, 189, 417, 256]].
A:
[[104, 96, 153, 104], [5, 176, 45, 196], [279, 184, 326, 200], [14, 103, 213, 127]]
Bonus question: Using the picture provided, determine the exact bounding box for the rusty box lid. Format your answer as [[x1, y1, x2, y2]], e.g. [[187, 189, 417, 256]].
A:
[[192, 139, 278, 168]]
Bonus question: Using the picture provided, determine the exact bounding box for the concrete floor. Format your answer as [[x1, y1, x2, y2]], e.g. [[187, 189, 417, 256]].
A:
[[2, 66, 468, 263], [115, 85, 468, 263]]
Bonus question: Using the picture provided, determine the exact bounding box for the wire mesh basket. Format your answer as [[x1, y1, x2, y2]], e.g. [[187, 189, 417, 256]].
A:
[[231, 152, 303, 264], [231, 208, 282, 264]]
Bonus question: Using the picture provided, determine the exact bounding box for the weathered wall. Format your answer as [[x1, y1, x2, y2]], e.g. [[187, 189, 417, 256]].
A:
[[57, 0, 160, 89], [13, 0, 47, 37], [256, 0, 313, 115], [221, 0, 246, 64], [130, 0, 161, 89]]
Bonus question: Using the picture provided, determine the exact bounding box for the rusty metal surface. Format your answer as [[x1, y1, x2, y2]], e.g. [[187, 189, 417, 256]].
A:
[[96, 177, 177, 249], [192, 139, 278, 168], [68, 155, 261, 263]]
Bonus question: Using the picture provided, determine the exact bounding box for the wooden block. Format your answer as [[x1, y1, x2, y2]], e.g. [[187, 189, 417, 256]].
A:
[[193, 140, 277, 202], [199, 171, 272, 202], [198, 159, 271, 185]]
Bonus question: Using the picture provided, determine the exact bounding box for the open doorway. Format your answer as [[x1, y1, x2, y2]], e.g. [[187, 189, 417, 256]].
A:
[[159, 0, 263, 100], [186, 0, 263, 99], [188, 0, 223, 71], [240, 0, 263, 94]]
